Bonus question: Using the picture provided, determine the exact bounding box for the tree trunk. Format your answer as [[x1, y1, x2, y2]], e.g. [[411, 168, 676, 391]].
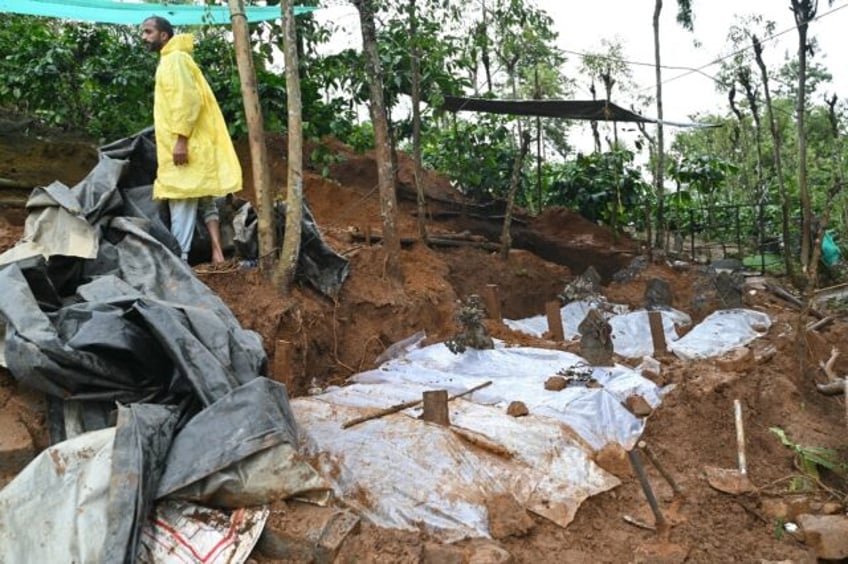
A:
[[500, 131, 532, 260], [589, 82, 601, 153], [535, 66, 543, 213], [481, 1, 492, 95], [274, 0, 304, 293], [794, 3, 812, 273], [653, 0, 666, 249], [738, 71, 764, 206], [603, 72, 618, 147], [753, 35, 793, 277], [410, 0, 427, 242], [353, 0, 402, 282], [227, 0, 274, 266]]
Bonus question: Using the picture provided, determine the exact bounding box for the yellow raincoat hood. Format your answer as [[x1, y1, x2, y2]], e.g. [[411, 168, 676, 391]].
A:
[[153, 33, 241, 200]]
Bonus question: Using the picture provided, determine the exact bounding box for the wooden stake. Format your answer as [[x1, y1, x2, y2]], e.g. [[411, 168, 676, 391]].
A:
[[273, 339, 294, 392], [484, 284, 502, 322], [421, 390, 450, 426], [342, 381, 492, 429], [648, 311, 668, 356], [545, 300, 565, 341]]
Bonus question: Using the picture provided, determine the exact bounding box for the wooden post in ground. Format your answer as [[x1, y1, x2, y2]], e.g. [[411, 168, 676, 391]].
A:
[[546, 301, 565, 341], [483, 284, 502, 322], [363, 225, 372, 245], [421, 390, 450, 426], [273, 339, 294, 392], [227, 0, 274, 264], [648, 311, 668, 356]]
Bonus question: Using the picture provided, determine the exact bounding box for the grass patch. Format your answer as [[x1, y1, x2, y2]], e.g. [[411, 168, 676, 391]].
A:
[[743, 253, 784, 274]]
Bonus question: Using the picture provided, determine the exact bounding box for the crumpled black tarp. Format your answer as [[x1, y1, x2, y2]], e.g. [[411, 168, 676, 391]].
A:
[[0, 130, 332, 562]]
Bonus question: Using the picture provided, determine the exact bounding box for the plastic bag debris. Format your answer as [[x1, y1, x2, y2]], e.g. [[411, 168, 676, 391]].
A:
[[137, 500, 269, 564]]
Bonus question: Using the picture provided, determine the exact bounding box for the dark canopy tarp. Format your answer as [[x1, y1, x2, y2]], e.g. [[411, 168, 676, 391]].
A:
[[442, 96, 717, 128]]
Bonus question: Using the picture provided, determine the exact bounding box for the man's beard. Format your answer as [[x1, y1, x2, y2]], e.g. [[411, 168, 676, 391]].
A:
[[143, 40, 162, 52]]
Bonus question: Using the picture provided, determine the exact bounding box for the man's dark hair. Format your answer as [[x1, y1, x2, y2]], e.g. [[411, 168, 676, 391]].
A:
[[144, 16, 174, 38]]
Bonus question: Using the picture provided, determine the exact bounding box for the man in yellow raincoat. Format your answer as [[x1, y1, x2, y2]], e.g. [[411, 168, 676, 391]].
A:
[[141, 16, 241, 263]]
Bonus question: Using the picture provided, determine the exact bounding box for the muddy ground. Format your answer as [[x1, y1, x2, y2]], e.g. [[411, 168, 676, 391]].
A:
[[0, 125, 846, 563]]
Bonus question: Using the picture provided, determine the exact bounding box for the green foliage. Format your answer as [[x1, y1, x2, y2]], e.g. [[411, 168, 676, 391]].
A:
[[770, 427, 847, 481], [309, 144, 346, 177], [544, 150, 650, 227], [421, 115, 517, 202], [0, 16, 156, 140]]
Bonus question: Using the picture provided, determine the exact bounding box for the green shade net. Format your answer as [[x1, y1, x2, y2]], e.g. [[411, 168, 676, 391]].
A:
[[0, 0, 317, 25]]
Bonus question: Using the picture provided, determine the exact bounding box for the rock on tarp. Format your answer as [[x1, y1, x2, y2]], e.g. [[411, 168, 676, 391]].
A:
[[0, 132, 330, 562]]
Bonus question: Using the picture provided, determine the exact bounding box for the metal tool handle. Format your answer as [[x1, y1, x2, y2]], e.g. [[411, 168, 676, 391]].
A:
[[734, 399, 747, 476]]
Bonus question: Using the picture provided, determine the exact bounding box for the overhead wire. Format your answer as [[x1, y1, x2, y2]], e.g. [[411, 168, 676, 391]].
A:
[[647, 0, 848, 91]]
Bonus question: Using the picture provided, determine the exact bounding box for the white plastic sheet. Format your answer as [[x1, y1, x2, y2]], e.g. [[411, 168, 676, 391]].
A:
[[504, 299, 629, 340], [353, 342, 659, 449], [0, 428, 115, 564], [504, 300, 691, 358], [668, 309, 772, 360], [293, 341, 664, 541], [295, 393, 617, 542], [0, 428, 270, 564], [505, 301, 773, 362], [609, 309, 691, 358]]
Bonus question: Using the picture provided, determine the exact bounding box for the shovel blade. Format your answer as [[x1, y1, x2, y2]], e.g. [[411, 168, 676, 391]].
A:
[[704, 465, 754, 494]]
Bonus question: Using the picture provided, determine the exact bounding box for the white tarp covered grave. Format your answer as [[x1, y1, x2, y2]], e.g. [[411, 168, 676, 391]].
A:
[[505, 299, 770, 360], [668, 308, 772, 360], [292, 339, 665, 541]]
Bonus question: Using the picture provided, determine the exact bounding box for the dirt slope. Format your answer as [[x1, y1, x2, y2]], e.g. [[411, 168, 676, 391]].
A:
[[0, 129, 846, 563]]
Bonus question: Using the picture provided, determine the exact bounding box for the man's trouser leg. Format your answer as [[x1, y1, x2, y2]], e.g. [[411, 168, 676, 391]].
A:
[[169, 198, 199, 261]]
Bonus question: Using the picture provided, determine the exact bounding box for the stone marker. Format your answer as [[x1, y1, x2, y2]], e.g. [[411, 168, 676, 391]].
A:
[[644, 278, 673, 309], [578, 309, 613, 366]]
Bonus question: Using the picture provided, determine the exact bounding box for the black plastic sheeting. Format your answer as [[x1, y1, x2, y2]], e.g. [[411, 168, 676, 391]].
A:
[[0, 130, 334, 562]]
